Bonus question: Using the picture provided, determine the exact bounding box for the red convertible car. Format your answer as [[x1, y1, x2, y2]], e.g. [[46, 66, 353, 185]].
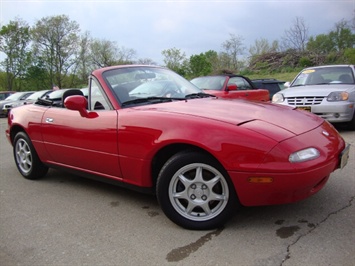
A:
[[6, 65, 350, 230], [190, 74, 270, 101]]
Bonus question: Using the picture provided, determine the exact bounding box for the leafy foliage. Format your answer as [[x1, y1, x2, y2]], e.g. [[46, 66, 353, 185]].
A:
[[0, 14, 354, 91], [0, 18, 31, 91]]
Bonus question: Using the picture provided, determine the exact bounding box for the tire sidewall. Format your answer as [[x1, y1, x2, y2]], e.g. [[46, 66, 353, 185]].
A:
[[156, 151, 238, 230], [13, 131, 47, 180]]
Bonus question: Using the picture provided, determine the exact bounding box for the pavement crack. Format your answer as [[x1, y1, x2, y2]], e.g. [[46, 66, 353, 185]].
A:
[[280, 196, 354, 266]]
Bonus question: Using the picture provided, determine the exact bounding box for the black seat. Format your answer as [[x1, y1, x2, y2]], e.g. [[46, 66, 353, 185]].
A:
[[94, 101, 105, 110], [62, 89, 84, 107], [339, 74, 353, 83], [309, 74, 324, 85]]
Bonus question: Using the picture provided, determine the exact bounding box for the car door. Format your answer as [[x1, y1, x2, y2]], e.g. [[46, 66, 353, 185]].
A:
[[41, 80, 122, 179], [226, 77, 269, 101]]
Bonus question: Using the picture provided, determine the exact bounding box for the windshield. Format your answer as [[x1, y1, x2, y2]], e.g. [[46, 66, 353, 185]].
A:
[[26, 90, 49, 100], [190, 76, 226, 90], [103, 66, 203, 105], [291, 66, 355, 86]]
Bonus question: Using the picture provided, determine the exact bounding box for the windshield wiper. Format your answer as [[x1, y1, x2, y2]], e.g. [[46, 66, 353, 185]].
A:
[[291, 84, 304, 87], [121, 96, 185, 107], [185, 92, 216, 99], [312, 82, 329, 85], [121, 93, 215, 107]]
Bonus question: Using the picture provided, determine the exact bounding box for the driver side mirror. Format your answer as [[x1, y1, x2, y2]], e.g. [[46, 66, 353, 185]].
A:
[[64, 95, 98, 118], [227, 84, 238, 91]]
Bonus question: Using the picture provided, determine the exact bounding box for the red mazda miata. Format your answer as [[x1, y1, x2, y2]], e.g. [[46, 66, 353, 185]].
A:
[[6, 65, 350, 230]]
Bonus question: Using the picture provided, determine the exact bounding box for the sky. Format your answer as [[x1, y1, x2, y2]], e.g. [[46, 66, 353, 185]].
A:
[[0, 0, 354, 65]]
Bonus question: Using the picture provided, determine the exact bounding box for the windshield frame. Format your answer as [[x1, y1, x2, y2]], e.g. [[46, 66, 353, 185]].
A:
[[102, 66, 203, 107]]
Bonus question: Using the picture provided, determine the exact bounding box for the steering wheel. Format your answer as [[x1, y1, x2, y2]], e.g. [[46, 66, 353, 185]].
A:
[[162, 85, 181, 98]]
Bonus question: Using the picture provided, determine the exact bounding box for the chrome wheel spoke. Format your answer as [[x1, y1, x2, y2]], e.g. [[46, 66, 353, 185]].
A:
[[15, 139, 32, 174], [169, 162, 229, 221]]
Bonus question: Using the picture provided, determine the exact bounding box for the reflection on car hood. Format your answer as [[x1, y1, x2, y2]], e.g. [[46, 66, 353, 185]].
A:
[[0, 99, 12, 104], [134, 98, 323, 136], [284, 84, 355, 97]]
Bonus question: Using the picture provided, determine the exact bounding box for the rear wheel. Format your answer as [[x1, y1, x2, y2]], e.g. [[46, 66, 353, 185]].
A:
[[156, 151, 239, 230], [13, 132, 48, 180]]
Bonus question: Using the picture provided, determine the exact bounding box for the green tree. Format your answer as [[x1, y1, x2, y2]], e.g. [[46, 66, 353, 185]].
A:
[[161, 47, 187, 74], [307, 34, 334, 54], [329, 19, 355, 51], [189, 53, 212, 78], [24, 62, 48, 90], [204, 50, 219, 74], [343, 48, 355, 64], [31, 15, 81, 89], [0, 18, 31, 91]]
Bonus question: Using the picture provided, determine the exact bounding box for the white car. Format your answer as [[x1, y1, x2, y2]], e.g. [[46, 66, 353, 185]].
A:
[[0, 91, 34, 117], [272, 65, 355, 130]]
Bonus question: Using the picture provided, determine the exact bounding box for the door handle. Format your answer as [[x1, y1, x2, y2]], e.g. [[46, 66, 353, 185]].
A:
[[45, 118, 54, 123]]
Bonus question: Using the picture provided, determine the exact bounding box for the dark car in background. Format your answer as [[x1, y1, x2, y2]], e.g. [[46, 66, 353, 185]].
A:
[[252, 79, 285, 100], [191, 74, 269, 101], [0, 91, 34, 117], [0, 91, 16, 101]]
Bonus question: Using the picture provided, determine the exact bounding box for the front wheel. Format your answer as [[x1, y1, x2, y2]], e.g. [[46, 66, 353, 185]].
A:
[[13, 132, 48, 180], [156, 151, 239, 230]]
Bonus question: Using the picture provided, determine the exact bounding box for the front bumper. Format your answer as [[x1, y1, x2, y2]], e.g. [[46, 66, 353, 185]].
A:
[[1, 107, 10, 117], [229, 121, 347, 206], [280, 100, 355, 123], [230, 160, 335, 206]]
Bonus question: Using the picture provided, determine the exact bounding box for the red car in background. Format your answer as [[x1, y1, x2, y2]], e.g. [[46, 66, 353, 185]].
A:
[[191, 74, 270, 101], [6, 65, 349, 230]]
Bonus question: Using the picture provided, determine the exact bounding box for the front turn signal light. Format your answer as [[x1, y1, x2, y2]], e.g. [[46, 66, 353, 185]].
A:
[[248, 177, 274, 183]]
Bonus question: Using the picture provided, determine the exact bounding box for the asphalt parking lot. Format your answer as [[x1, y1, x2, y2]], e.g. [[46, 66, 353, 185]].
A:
[[1, 118, 354, 266]]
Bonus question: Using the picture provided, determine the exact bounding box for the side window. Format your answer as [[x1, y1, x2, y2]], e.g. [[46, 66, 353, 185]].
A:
[[89, 79, 111, 111], [229, 77, 252, 90]]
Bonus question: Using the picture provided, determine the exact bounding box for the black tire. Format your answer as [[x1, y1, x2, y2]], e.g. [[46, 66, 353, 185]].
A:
[[13, 131, 48, 180], [156, 151, 239, 230]]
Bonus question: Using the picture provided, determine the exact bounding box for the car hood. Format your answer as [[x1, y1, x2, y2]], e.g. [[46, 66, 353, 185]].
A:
[[283, 84, 355, 97], [0, 99, 12, 108], [133, 98, 323, 139], [1, 100, 18, 106]]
